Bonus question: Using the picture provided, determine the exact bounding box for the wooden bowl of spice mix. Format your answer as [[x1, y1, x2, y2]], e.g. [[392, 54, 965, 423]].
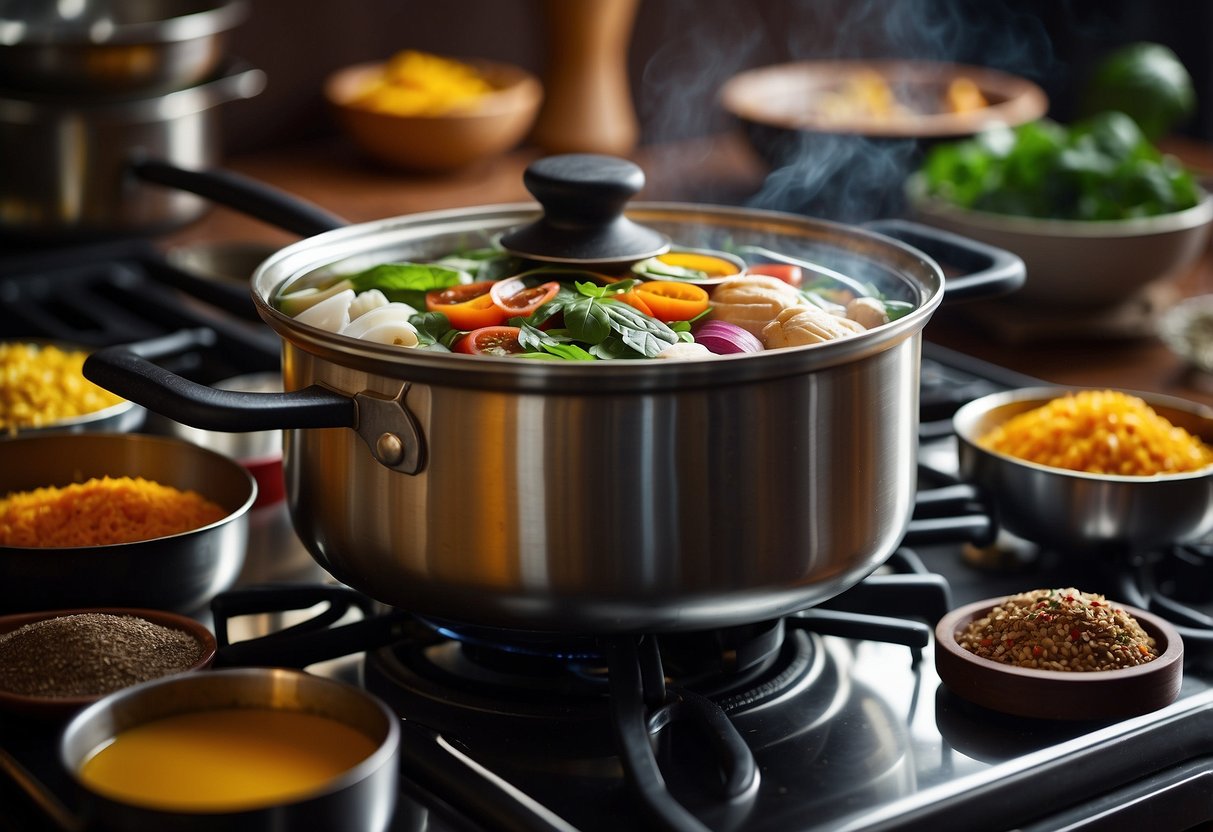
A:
[[0, 607, 216, 719], [935, 588, 1183, 721], [0, 433, 255, 614]]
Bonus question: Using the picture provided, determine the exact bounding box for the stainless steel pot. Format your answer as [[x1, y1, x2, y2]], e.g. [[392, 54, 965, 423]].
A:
[[0, 62, 264, 239], [84, 166, 1024, 634], [0, 0, 248, 95]]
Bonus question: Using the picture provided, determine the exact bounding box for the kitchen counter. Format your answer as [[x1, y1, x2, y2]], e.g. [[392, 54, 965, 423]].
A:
[[160, 131, 1213, 407]]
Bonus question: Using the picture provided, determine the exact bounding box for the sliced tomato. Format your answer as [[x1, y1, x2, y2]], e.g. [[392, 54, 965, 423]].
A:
[[454, 325, 526, 356], [490, 278, 561, 318], [426, 281, 507, 330], [634, 280, 710, 323], [745, 263, 804, 287], [613, 290, 655, 317]]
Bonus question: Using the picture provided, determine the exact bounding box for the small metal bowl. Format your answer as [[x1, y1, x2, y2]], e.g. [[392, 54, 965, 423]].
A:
[[953, 386, 1213, 554], [60, 668, 400, 831], [1, 339, 145, 436], [935, 596, 1183, 720], [0, 432, 255, 614], [0, 607, 215, 720]]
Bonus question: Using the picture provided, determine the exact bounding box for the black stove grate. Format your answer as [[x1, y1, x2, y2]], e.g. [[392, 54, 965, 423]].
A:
[[0, 239, 279, 383]]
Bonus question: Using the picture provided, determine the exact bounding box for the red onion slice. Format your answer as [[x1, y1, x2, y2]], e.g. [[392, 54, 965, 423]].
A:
[[693, 320, 764, 354]]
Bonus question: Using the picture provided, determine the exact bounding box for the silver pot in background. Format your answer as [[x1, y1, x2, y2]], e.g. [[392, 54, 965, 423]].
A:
[[0, 62, 265, 239], [0, 0, 248, 95]]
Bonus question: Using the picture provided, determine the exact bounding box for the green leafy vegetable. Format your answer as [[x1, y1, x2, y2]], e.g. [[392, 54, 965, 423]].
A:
[[920, 112, 1199, 220], [408, 311, 457, 350], [349, 262, 466, 309]]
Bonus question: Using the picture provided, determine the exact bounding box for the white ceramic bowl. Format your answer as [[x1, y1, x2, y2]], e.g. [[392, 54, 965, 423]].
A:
[[906, 174, 1213, 307]]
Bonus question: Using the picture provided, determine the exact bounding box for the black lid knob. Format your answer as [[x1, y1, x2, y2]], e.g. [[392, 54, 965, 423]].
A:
[[500, 154, 670, 265]]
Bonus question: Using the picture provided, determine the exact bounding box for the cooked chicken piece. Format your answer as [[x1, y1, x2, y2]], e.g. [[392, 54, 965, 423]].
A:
[[709, 275, 806, 337], [762, 305, 866, 349], [845, 296, 889, 329]]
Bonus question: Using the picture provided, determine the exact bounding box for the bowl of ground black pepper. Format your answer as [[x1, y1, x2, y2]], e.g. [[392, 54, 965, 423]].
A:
[[935, 588, 1183, 721], [0, 608, 216, 719]]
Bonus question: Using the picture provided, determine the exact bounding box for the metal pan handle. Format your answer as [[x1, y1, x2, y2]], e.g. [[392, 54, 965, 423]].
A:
[[83, 329, 426, 474], [864, 218, 1026, 303], [131, 158, 348, 238]]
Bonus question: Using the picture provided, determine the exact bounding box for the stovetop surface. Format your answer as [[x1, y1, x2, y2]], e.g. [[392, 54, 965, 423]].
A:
[[2, 242, 1213, 832]]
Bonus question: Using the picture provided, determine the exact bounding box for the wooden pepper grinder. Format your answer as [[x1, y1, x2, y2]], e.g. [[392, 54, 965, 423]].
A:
[[530, 0, 640, 156]]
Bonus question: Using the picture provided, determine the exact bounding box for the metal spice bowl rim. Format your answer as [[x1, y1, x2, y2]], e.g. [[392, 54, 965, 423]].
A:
[[0, 607, 216, 720], [934, 596, 1184, 721]]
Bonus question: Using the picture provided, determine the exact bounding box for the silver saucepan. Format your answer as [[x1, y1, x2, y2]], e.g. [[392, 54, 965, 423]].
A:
[[84, 154, 1025, 634]]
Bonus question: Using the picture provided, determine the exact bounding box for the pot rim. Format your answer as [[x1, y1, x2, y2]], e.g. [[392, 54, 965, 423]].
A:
[[251, 200, 948, 392], [0, 0, 248, 46], [0, 61, 265, 122]]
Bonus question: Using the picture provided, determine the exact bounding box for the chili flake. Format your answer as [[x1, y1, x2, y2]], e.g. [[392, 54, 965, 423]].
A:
[[955, 587, 1157, 672]]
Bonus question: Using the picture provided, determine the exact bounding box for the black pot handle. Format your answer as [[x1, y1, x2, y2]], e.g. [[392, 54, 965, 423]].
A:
[[131, 158, 348, 238], [83, 329, 355, 432], [84, 328, 427, 474], [863, 218, 1025, 303]]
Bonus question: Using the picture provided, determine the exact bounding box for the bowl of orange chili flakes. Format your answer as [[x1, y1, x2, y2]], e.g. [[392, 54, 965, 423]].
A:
[[0, 432, 255, 614], [935, 588, 1183, 720], [953, 386, 1213, 555]]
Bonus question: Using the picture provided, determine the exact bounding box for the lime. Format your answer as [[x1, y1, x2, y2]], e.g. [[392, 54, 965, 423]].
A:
[[1082, 42, 1196, 141]]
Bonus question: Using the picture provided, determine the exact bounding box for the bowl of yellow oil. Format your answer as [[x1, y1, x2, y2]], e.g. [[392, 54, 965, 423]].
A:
[[60, 667, 400, 831]]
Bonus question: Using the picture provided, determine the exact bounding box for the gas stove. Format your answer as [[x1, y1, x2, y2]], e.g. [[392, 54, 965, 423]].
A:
[[2, 243, 1213, 832]]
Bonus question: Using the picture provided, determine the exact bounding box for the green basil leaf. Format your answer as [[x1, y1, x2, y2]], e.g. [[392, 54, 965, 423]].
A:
[[590, 336, 643, 360], [574, 281, 609, 299], [603, 301, 679, 357], [541, 342, 596, 361], [408, 311, 453, 346], [350, 262, 466, 308], [563, 295, 612, 344]]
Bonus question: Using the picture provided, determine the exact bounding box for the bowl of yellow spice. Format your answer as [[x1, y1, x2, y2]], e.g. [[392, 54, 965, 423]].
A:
[[953, 386, 1213, 554], [325, 49, 543, 173], [0, 340, 143, 436]]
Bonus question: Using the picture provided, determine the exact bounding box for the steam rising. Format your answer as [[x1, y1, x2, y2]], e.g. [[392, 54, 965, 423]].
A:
[[636, 0, 1062, 222]]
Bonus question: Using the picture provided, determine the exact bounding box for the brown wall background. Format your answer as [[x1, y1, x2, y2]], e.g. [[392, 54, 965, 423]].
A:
[[220, 0, 1213, 156]]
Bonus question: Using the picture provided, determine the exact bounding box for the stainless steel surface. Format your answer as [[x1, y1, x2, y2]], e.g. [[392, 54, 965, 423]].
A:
[[59, 668, 400, 832], [0, 0, 248, 95], [954, 386, 1213, 553], [0, 432, 255, 613], [165, 240, 278, 285], [165, 371, 282, 462], [248, 205, 941, 632], [0, 62, 265, 238]]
